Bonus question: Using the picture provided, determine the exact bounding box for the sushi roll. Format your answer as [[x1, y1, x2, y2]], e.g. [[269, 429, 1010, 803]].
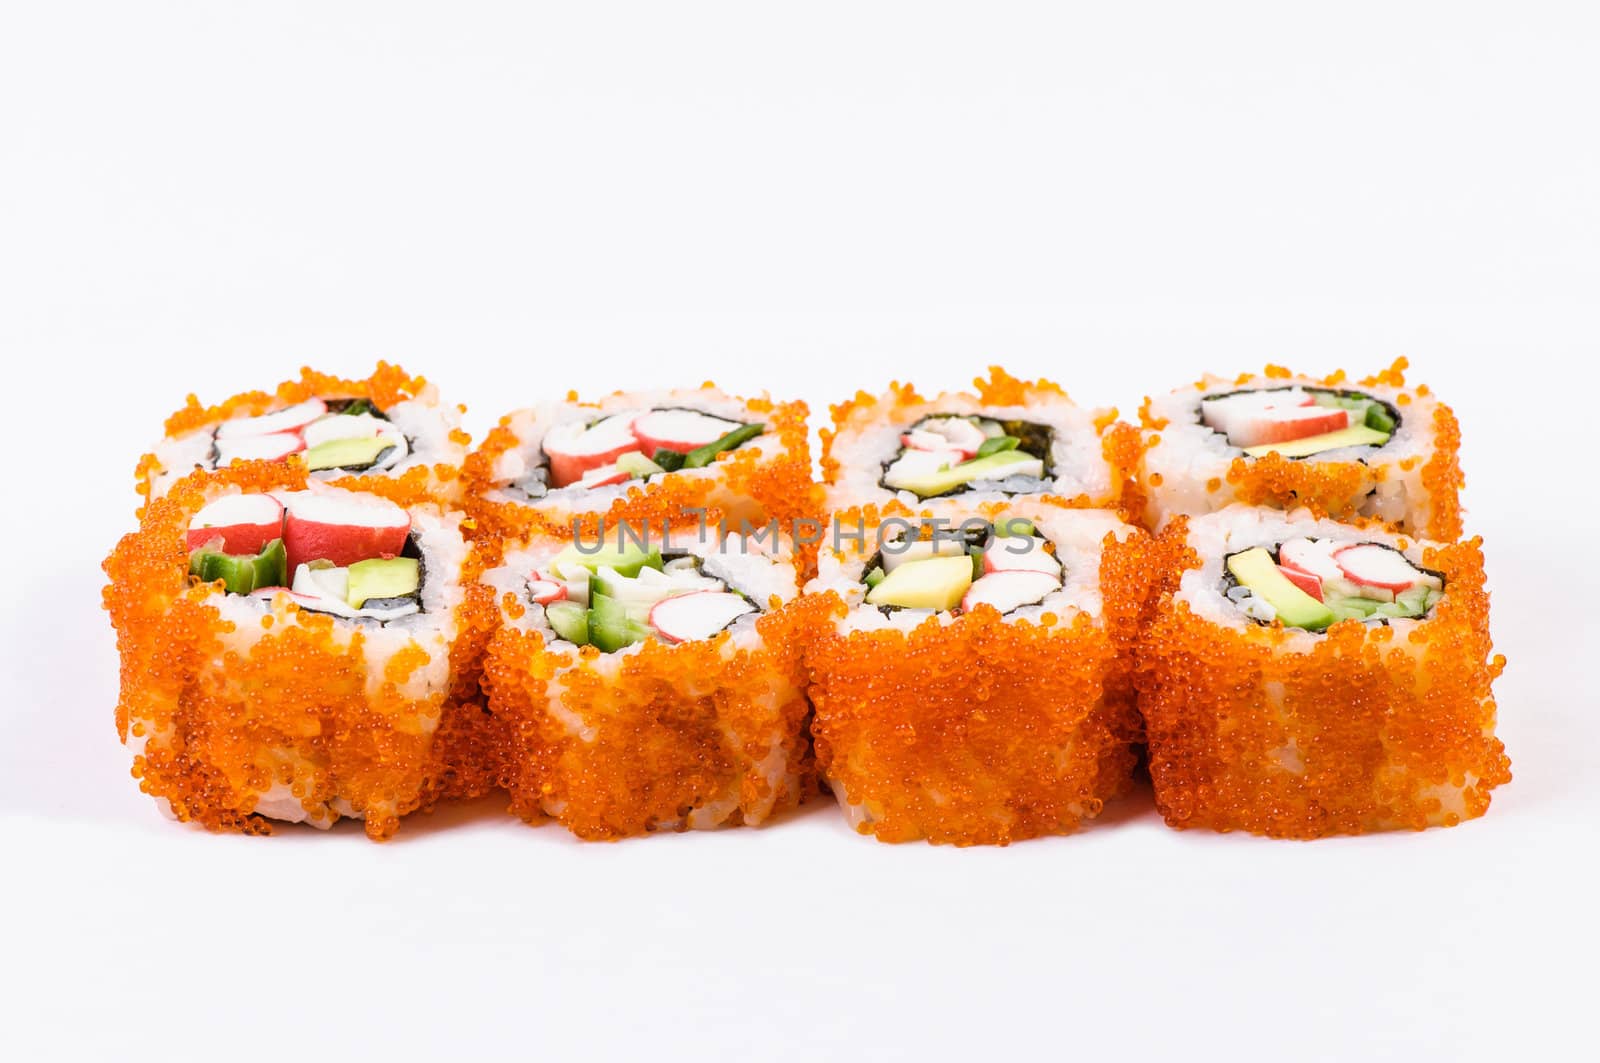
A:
[[1138, 359, 1463, 539], [103, 463, 497, 840], [1138, 506, 1510, 837], [465, 386, 816, 540], [137, 363, 470, 506], [821, 367, 1143, 519], [805, 500, 1148, 845], [480, 521, 816, 839]]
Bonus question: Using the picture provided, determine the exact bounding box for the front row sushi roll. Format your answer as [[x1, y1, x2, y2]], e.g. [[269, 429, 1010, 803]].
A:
[[821, 366, 1143, 519], [102, 464, 495, 840], [480, 524, 816, 839], [1138, 359, 1463, 539], [137, 363, 470, 507], [465, 385, 817, 539], [805, 502, 1147, 845], [1139, 507, 1510, 838]]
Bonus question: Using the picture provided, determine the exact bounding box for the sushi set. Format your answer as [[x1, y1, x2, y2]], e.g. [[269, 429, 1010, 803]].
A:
[[102, 360, 1510, 843]]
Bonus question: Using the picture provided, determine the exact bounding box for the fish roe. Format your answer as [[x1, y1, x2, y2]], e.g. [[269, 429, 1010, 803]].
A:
[[482, 590, 821, 840], [137, 362, 468, 511], [103, 462, 499, 840], [805, 499, 1152, 845], [463, 388, 819, 544], [822, 367, 1145, 524], [1137, 358, 1465, 539], [1137, 522, 1510, 837]]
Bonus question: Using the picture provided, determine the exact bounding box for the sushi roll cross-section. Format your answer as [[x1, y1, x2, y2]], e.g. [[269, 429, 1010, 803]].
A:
[[1138, 359, 1464, 539], [466, 386, 817, 540], [822, 367, 1144, 521], [481, 524, 817, 839], [104, 463, 496, 839], [1138, 506, 1510, 838], [806, 501, 1150, 845], [137, 363, 470, 507]]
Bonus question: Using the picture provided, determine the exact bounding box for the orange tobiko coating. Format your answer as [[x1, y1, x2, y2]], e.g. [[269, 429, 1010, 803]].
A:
[[821, 367, 1143, 525], [1138, 525, 1510, 837], [806, 500, 1151, 845], [103, 462, 499, 840], [482, 589, 820, 840], [137, 362, 468, 510], [463, 389, 820, 545], [1137, 359, 1465, 540]]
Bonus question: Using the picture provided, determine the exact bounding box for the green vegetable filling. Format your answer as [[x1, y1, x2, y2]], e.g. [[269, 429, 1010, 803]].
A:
[[188, 538, 287, 595]]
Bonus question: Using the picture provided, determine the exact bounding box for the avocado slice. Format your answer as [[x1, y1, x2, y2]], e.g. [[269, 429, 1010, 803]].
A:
[[1226, 547, 1335, 631], [189, 537, 287, 595], [544, 600, 590, 645], [616, 451, 666, 478], [974, 435, 1021, 458], [889, 449, 1043, 498], [301, 434, 394, 471], [1242, 424, 1391, 459], [995, 517, 1035, 538], [682, 423, 763, 469], [552, 541, 663, 578], [347, 556, 420, 607], [865, 555, 973, 610]]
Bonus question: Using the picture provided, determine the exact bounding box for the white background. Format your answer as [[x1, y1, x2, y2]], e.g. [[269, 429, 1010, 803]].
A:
[[2, 3, 1596, 1060]]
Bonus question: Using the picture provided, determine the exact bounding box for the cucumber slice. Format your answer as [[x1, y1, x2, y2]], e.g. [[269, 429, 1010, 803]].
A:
[[863, 566, 886, 589], [188, 538, 288, 595], [588, 594, 652, 652], [1325, 594, 1381, 618], [1365, 404, 1397, 433], [544, 600, 589, 645], [588, 594, 632, 652]]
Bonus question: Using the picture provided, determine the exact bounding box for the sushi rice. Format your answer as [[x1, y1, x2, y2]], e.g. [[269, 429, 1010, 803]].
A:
[[1138, 359, 1463, 538], [480, 522, 816, 838], [805, 499, 1149, 845], [1139, 504, 1510, 837], [822, 367, 1142, 520], [138, 363, 469, 507], [105, 463, 495, 839], [466, 384, 816, 540]]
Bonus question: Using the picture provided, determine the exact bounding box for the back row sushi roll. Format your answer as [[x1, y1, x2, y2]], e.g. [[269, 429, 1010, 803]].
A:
[[805, 501, 1148, 845], [821, 366, 1143, 520], [480, 523, 816, 839], [103, 464, 496, 840], [465, 385, 817, 540], [1138, 359, 1463, 539], [1138, 506, 1510, 837], [137, 363, 470, 507]]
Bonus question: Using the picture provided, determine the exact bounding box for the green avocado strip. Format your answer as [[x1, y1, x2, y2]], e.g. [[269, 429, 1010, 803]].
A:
[[682, 423, 764, 469], [974, 435, 1021, 459]]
